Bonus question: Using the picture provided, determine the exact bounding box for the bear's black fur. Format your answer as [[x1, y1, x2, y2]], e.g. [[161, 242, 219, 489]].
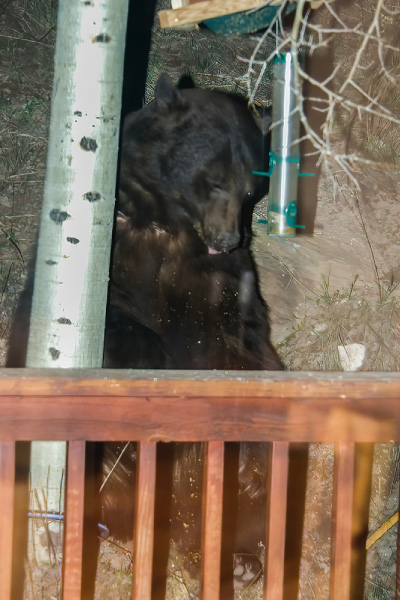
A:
[[7, 74, 283, 591], [104, 73, 281, 371]]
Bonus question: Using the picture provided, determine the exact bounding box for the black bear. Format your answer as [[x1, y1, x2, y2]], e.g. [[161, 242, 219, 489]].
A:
[[7, 74, 283, 593], [105, 73, 284, 593], [105, 73, 281, 371]]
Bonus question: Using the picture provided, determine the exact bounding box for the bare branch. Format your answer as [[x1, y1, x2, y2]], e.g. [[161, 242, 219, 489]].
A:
[[244, 0, 399, 196]]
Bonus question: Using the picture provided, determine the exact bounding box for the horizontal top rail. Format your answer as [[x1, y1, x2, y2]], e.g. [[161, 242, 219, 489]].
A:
[[0, 369, 399, 443]]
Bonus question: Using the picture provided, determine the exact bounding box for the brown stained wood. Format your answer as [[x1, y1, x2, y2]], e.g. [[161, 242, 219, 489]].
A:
[[133, 442, 157, 600], [63, 441, 86, 600], [330, 442, 355, 600], [264, 442, 289, 600], [0, 374, 400, 442], [158, 0, 280, 28], [397, 493, 400, 599], [201, 441, 224, 600], [0, 442, 15, 600], [1, 369, 400, 397], [0, 371, 400, 442]]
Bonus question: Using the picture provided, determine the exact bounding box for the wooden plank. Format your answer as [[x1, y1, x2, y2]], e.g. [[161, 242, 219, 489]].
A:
[[133, 442, 157, 600], [263, 442, 289, 600], [0, 397, 392, 443], [158, 0, 281, 28], [2, 369, 400, 396], [1, 372, 400, 443], [201, 441, 224, 600], [330, 442, 355, 600], [0, 397, 397, 442], [172, 0, 206, 7], [0, 381, 400, 443], [63, 441, 86, 600], [0, 442, 15, 600]]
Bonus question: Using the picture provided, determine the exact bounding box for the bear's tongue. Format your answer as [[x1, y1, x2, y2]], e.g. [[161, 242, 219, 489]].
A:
[[208, 246, 220, 255]]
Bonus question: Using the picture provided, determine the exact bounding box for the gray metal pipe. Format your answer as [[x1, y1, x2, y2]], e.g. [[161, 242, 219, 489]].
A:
[[268, 52, 300, 236]]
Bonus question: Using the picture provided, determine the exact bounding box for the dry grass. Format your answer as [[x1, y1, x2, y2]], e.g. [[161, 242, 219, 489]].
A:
[[280, 274, 400, 372], [0, 0, 56, 363], [146, 1, 275, 105]]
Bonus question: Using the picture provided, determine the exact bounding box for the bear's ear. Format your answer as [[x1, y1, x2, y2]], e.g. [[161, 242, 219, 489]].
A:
[[177, 74, 195, 89], [253, 106, 272, 135], [154, 73, 180, 107]]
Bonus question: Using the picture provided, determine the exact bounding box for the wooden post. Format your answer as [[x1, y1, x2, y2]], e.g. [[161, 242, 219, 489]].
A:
[[330, 442, 355, 600], [0, 442, 15, 600], [63, 442, 86, 600], [264, 442, 289, 600], [201, 441, 225, 600], [133, 442, 157, 600], [397, 477, 400, 600]]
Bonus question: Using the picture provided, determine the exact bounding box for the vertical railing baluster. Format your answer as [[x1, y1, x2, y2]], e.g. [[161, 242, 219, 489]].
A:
[[264, 442, 289, 600], [397, 470, 400, 600], [63, 441, 86, 600], [330, 441, 355, 600], [0, 442, 16, 600], [201, 441, 224, 600], [132, 442, 157, 600]]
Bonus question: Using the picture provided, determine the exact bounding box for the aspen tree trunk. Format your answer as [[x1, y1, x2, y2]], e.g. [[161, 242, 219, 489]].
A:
[[27, 1, 129, 367], [24, 0, 129, 570]]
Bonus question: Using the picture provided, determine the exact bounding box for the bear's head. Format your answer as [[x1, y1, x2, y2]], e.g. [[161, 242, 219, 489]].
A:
[[119, 74, 270, 253]]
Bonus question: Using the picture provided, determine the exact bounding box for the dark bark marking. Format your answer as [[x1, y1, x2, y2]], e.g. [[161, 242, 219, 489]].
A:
[[57, 318, 72, 325], [49, 347, 60, 360], [50, 209, 70, 224], [94, 33, 111, 43], [83, 191, 101, 202], [80, 137, 97, 152]]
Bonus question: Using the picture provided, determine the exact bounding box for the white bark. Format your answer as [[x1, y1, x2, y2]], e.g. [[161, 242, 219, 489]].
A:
[[24, 0, 129, 565], [27, 0, 129, 368]]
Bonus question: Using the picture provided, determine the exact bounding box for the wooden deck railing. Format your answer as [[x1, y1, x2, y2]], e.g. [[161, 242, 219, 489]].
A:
[[0, 369, 400, 600]]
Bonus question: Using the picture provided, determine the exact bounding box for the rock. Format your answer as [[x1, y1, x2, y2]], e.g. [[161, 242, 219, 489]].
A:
[[338, 343, 365, 371]]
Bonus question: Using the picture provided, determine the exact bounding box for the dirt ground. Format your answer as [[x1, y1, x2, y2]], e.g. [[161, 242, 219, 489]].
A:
[[1, 0, 399, 599]]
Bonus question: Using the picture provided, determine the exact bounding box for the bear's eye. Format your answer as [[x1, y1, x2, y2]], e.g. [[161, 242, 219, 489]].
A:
[[208, 180, 223, 191]]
